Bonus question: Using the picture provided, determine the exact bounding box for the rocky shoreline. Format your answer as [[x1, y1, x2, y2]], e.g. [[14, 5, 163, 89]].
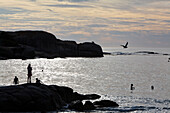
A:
[[0, 83, 118, 112], [0, 30, 103, 60]]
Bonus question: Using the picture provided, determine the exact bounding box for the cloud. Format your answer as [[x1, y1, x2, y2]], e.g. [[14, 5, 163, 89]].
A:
[[71, 31, 91, 36], [57, 0, 98, 2], [0, 7, 30, 15], [86, 24, 108, 28], [0, 0, 170, 47], [45, 4, 91, 8]]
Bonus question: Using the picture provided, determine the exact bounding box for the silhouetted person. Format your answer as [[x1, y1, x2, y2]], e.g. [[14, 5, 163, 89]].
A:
[[151, 86, 154, 90], [121, 42, 128, 48], [130, 84, 135, 90], [13, 76, 19, 84], [27, 64, 32, 83], [36, 78, 41, 84]]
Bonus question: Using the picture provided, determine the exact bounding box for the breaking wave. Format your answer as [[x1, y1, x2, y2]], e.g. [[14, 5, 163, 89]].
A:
[[105, 51, 170, 56], [91, 96, 170, 113]]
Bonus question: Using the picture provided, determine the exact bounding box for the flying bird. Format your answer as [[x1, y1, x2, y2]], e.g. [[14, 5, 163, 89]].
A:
[[121, 42, 128, 48]]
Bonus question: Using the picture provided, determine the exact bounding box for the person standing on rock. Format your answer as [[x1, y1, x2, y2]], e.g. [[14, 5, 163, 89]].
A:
[[27, 64, 32, 83]]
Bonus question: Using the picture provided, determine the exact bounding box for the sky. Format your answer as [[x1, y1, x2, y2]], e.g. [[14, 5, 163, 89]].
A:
[[0, 0, 170, 48]]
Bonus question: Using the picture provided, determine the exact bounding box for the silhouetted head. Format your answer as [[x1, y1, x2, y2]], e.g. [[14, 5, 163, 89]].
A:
[[130, 84, 135, 90], [151, 86, 154, 90]]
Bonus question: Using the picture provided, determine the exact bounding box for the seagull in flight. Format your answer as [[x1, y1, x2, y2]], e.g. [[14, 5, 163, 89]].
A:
[[121, 42, 128, 48]]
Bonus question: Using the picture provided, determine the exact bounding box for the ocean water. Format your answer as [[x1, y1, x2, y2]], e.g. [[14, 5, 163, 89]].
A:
[[0, 47, 170, 112]]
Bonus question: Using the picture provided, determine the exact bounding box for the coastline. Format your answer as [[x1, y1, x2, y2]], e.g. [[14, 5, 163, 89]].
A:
[[0, 83, 118, 112]]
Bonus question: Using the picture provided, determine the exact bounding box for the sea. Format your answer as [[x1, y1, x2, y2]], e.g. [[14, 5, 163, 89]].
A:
[[0, 47, 170, 113]]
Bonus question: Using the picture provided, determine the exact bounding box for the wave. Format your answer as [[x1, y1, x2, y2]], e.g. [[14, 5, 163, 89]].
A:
[[91, 96, 170, 112], [104, 51, 170, 56], [95, 106, 170, 112]]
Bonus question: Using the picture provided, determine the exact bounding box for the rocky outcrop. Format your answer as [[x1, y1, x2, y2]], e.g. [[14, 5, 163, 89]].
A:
[[0, 83, 118, 112], [0, 83, 101, 112], [78, 42, 103, 57], [0, 30, 103, 59]]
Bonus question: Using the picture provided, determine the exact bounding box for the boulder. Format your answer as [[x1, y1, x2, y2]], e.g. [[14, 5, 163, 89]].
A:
[[68, 100, 84, 111], [93, 100, 119, 108], [84, 101, 96, 110], [83, 94, 101, 100], [0, 84, 65, 111]]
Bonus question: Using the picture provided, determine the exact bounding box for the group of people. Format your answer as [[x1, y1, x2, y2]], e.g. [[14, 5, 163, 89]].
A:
[[130, 84, 154, 92], [13, 64, 41, 85]]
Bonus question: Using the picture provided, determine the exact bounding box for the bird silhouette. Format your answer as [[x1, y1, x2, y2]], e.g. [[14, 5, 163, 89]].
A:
[[121, 42, 128, 48]]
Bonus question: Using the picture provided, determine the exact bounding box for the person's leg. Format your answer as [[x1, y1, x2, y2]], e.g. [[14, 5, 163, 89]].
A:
[[27, 77, 29, 83], [30, 76, 31, 83], [27, 76, 31, 83]]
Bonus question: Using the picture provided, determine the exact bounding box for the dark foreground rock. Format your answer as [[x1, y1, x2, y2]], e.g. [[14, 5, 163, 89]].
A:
[[93, 100, 119, 107], [0, 30, 103, 59], [0, 83, 118, 112]]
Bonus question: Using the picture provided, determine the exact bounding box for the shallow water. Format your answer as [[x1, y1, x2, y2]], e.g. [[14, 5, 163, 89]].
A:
[[0, 48, 170, 112]]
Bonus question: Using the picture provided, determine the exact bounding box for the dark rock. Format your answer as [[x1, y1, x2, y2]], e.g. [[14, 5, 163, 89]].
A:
[[83, 94, 101, 100], [21, 45, 35, 59], [0, 83, 102, 112], [68, 100, 84, 111], [103, 52, 111, 55], [0, 31, 18, 47], [0, 30, 103, 59], [0, 84, 65, 111], [78, 42, 103, 57], [163, 54, 169, 55], [69, 100, 96, 111], [49, 86, 100, 103], [84, 101, 96, 110], [0, 47, 14, 59], [0, 56, 7, 60], [93, 100, 119, 108], [135, 51, 159, 55]]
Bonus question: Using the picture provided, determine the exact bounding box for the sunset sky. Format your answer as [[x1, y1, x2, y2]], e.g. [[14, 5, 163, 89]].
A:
[[0, 0, 170, 48]]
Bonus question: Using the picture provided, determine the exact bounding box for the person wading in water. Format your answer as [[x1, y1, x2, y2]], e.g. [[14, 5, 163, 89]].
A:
[[27, 64, 32, 83]]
